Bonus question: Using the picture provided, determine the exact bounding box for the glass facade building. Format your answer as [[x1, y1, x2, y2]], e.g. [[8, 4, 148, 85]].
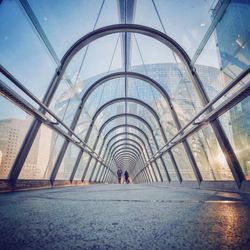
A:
[[0, 0, 250, 191]]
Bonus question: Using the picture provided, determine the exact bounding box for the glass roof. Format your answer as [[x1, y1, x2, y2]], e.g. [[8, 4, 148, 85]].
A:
[[0, 0, 249, 184]]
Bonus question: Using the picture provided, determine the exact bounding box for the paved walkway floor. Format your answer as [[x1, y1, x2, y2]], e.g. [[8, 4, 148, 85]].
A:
[[0, 184, 250, 249]]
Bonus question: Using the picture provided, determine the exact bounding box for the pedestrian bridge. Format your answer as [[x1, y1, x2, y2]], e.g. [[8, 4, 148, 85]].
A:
[[0, 0, 250, 249]]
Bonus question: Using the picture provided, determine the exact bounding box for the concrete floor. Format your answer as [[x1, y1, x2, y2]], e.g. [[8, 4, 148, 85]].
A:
[[0, 184, 250, 250]]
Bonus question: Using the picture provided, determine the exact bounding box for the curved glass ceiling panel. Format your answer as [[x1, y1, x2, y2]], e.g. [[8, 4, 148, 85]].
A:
[[127, 78, 177, 139], [101, 127, 125, 153], [106, 134, 147, 155], [129, 34, 204, 127], [127, 104, 164, 146], [84, 78, 125, 118], [102, 117, 125, 136], [127, 117, 158, 153], [130, 33, 176, 71], [95, 103, 125, 128], [134, 0, 216, 57], [0, 0, 56, 100], [73, 34, 123, 81], [108, 140, 147, 160], [127, 77, 164, 117], [28, 0, 119, 57], [99, 125, 152, 160]]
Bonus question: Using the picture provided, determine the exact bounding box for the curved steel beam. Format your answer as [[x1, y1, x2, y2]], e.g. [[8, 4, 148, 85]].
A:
[[78, 96, 166, 180], [115, 158, 138, 174], [55, 24, 204, 184], [111, 146, 144, 169], [99, 124, 159, 181], [82, 115, 162, 182], [106, 132, 149, 158], [112, 146, 142, 161], [83, 137, 145, 181], [113, 150, 140, 169], [112, 146, 145, 175], [113, 148, 140, 161], [115, 156, 137, 167], [12, 23, 241, 187], [93, 126, 155, 182], [61, 24, 190, 71], [98, 113, 158, 155], [91, 97, 161, 127], [107, 139, 148, 176], [89, 132, 149, 181], [108, 138, 146, 162], [112, 144, 142, 162]]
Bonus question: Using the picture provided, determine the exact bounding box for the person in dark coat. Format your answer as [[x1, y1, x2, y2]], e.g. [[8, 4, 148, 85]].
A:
[[117, 168, 122, 184], [124, 170, 129, 184]]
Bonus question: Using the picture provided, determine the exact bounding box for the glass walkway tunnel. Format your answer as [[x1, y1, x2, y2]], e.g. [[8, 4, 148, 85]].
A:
[[0, 0, 250, 192]]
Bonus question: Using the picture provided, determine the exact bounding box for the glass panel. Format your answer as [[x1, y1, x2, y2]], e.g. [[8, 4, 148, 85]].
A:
[[92, 161, 101, 181], [162, 152, 178, 181], [84, 159, 97, 181], [128, 78, 178, 140], [134, 0, 216, 57], [188, 125, 233, 180], [102, 117, 125, 135], [195, 0, 250, 102], [48, 50, 88, 126], [127, 116, 158, 153], [75, 107, 92, 139], [84, 78, 125, 118], [156, 158, 168, 182], [74, 152, 91, 180], [151, 161, 161, 182], [19, 125, 65, 179], [148, 163, 157, 182], [130, 34, 203, 127], [28, 0, 120, 57], [0, 97, 33, 179], [220, 96, 250, 180], [56, 143, 80, 180], [0, 0, 56, 100], [95, 164, 104, 182], [172, 143, 196, 181]]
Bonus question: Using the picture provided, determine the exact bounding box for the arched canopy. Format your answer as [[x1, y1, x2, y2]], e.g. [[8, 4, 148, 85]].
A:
[[2, 0, 245, 187]]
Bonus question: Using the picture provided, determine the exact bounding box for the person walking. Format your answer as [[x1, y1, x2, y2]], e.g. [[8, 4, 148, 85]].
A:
[[117, 168, 123, 184], [124, 170, 129, 184]]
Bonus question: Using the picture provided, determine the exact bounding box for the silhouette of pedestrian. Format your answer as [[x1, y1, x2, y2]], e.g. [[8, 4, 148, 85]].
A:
[[124, 170, 129, 184], [117, 168, 122, 184]]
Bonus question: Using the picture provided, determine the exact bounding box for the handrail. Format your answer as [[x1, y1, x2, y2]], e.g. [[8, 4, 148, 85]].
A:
[[0, 64, 106, 163], [144, 66, 250, 165]]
